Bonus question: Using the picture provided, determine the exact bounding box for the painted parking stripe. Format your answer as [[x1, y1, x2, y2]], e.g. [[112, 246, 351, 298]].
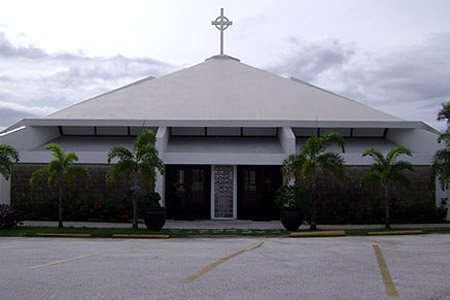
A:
[[373, 245, 399, 297], [182, 238, 268, 284], [361, 237, 392, 247], [28, 245, 139, 269]]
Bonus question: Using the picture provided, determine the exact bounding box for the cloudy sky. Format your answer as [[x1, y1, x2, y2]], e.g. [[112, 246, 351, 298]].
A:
[[0, 0, 449, 130]]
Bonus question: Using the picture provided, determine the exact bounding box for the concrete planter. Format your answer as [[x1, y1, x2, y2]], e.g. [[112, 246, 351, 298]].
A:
[[143, 208, 167, 231], [280, 208, 303, 231]]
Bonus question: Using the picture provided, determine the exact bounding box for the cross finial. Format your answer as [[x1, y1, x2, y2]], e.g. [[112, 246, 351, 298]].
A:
[[211, 8, 233, 55]]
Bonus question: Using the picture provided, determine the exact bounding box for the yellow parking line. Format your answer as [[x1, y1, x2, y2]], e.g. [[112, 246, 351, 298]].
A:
[[182, 238, 269, 284], [28, 245, 138, 269], [373, 245, 399, 297], [361, 236, 392, 247]]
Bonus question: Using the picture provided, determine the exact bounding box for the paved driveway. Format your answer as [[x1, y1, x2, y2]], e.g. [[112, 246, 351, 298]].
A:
[[1, 235, 449, 299]]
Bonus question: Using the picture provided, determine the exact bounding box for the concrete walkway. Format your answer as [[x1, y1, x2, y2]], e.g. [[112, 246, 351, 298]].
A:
[[21, 220, 450, 230]]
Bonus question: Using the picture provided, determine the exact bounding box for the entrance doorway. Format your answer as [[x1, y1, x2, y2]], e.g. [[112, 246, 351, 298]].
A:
[[165, 165, 211, 220], [237, 165, 282, 220]]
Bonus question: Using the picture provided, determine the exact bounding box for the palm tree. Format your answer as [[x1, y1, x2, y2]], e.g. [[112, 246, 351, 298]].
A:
[[433, 132, 450, 191], [437, 101, 450, 126], [106, 129, 164, 229], [30, 143, 90, 228], [360, 146, 413, 229], [0, 144, 19, 180], [282, 132, 346, 230], [434, 101, 450, 191]]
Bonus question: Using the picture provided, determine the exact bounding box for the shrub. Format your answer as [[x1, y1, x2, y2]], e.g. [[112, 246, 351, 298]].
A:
[[0, 204, 23, 229], [274, 185, 309, 210], [137, 192, 162, 218]]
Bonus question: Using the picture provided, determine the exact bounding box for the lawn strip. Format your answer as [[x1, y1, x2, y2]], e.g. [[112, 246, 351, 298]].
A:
[[36, 233, 92, 238], [1, 226, 449, 238], [112, 234, 170, 239], [290, 230, 346, 238], [367, 230, 423, 236]]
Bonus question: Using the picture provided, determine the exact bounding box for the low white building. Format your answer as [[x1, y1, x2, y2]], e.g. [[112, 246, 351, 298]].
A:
[[1, 52, 447, 221]]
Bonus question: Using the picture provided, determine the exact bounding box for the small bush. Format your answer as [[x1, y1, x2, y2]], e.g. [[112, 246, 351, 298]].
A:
[[275, 185, 309, 210], [0, 204, 23, 229], [137, 192, 162, 218]]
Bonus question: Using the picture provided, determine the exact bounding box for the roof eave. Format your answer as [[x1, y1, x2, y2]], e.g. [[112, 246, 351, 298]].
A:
[[21, 118, 429, 130]]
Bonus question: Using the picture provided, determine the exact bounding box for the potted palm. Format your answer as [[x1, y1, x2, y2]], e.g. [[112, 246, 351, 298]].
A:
[[138, 191, 166, 231], [275, 185, 310, 231], [281, 132, 346, 230]]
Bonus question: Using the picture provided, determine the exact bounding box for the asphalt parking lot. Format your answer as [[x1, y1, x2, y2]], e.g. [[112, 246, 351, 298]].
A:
[[1, 234, 449, 300]]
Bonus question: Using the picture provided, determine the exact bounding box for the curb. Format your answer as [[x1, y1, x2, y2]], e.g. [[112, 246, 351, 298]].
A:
[[367, 230, 423, 236], [290, 230, 346, 238], [112, 234, 170, 239], [36, 233, 92, 238]]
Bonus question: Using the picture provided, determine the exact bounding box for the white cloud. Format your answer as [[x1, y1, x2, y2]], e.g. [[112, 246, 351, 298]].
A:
[[0, 32, 176, 128]]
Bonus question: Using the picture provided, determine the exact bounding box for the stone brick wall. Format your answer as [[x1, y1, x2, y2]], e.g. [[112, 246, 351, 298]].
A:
[[316, 165, 434, 206], [10, 163, 436, 222], [11, 164, 132, 208], [314, 165, 435, 223], [214, 165, 234, 218]]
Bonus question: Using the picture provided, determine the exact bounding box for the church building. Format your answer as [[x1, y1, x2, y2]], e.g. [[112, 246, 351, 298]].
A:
[[1, 10, 447, 221]]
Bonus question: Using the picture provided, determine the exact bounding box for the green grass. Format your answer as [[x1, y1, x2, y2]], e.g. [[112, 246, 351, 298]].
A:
[[345, 227, 450, 236], [1, 226, 449, 238], [0, 226, 290, 238]]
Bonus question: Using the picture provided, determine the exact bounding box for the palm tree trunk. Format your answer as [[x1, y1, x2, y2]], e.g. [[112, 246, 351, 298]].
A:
[[310, 172, 317, 231], [384, 185, 391, 229], [132, 174, 139, 229], [58, 186, 63, 229]]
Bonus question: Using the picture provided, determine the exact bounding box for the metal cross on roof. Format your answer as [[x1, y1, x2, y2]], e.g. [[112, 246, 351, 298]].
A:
[[211, 8, 233, 55]]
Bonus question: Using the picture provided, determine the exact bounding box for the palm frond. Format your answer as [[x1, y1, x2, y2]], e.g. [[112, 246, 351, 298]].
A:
[[359, 172, 382, 188], [63, 166, 90, 188], [30, 168, 50, 188], [362, 148, 386, 165], [317, 152, 346, 185], [301, 160, 316, 189], [0, 144, 19, 162], [107, 146, 134, 164], [386, 145, 412, 164], [0, 144, 20, 180], [302, 136, 323, 157], [321, 132, 346, 153], [432, 148, 450, 190], [63, 152, 79, 167], [134, 129, 156, 153], [48, 160, 63, 173], [281, 154, 306, 183], [45, 143, 65, 162], [438, 131, 450, 146], [437, 101, 450, 124], [389, 171, 411, 187], [47, 171, 61, 191], [106, 160, 135, 185], [390, 161, 414, 173]]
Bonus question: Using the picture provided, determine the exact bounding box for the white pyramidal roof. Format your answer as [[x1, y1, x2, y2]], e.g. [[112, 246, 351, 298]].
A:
[[44, 55, 403, 123]]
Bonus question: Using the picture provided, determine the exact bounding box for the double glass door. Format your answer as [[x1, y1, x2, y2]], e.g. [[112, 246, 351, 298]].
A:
[[165, 165, 211, 220], [237, 166, 282, 220]]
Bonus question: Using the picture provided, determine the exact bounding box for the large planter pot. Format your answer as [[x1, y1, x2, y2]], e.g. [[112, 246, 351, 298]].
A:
[[280, 208, 303, 231], [143, 207, 167, 231]]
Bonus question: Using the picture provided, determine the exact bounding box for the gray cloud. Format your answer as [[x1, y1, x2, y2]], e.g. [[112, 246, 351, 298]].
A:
[[267, 38, 355, 82], [0, 32, 48, 59], [0, 32, 176, 128], [0, 106, 39, 128], [267, 33, 450, 130]]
